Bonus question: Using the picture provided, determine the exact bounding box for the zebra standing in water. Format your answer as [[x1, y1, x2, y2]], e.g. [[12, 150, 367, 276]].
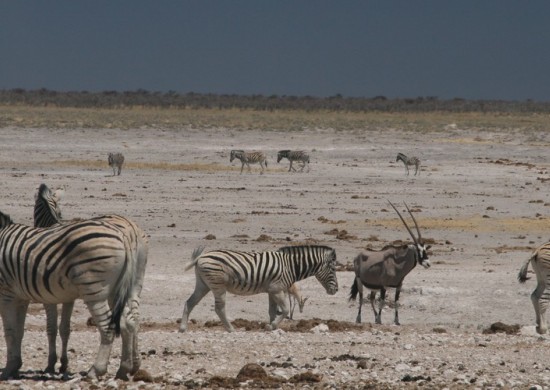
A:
[[0, 211, 146, 380], [108, 152, 125, 176], [518, 242, 550, 334], [277, 150, 310, 172], [179, 245, 338, 332], [32, 183, 148, 379], [229, 150, 268, 174], [396, 153, 421, 176]]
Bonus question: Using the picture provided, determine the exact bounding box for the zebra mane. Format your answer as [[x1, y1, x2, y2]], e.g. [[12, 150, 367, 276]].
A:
[[0, 211, 14, 229], [34, 183, 62, 226], [277, 244, 334, 253]]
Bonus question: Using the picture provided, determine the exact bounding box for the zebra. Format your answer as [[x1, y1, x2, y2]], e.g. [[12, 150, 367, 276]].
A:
[[179, 245, 338, 332], [32, 183, 148, 378], [277, 150, 310, 172], [349, 201, 431, 325], [229, 150, 268, 174], [0, 212, 147, 380], [396, 153, 421, 176], [518, 242, 550, 334], [108, 152, 125, 176]]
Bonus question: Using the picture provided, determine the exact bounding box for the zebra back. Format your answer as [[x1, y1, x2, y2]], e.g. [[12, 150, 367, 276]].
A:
[[277, 150, 309, 163]]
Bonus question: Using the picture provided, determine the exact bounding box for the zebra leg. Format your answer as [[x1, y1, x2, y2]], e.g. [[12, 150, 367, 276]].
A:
[[213, 291, 235, 332], [179, 276, 210, 332], [394, 286, 402, 325], [239, 162, 245, 174], [115, 307, 135, 380], [267, 290, 288, 330], [44, 303, 59, 374], [531, 281, 548, 334], [59, 302, 74, 376], [288, 293, 295, 320], [268, 294, 278, 322], [85, 300, 116, 379], [0, 299, 28, 380]]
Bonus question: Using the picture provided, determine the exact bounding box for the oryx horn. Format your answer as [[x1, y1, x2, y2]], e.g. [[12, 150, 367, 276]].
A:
[[403, 202, 423, 242], [388, 200, 418, 244]]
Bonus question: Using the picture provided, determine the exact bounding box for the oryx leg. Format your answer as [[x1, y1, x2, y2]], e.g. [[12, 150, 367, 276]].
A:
[[267, 290, 288, 330], [376, 288, 387, 324], [179, 276, 210, 332], [394, 285, 402, 325], [0, 299, 29, 380], [354, 278, 364, 324]]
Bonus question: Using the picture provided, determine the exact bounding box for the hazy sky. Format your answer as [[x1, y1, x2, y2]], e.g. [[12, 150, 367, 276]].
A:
[[1, 1, 549, 101]]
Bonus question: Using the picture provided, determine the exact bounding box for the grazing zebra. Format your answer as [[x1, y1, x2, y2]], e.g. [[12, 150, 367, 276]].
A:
[[396, 153, 421, 176], [0, 212, 145, 380], [229, 150, 268, 174], [518, 242, 550, 334], [179, 245, 338, 332], [277, 150, 310, 172], [108, 152, 125, 176], [32, 183, 148, 379]]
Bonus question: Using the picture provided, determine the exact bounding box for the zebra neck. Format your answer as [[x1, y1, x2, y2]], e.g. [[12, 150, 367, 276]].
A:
[[288, 255, 321, 282]]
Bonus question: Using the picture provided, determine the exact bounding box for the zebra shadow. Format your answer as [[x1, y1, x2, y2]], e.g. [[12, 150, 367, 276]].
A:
[[0, 369, 85, 382]]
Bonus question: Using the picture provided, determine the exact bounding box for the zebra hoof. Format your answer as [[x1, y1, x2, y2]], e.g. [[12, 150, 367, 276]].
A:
[[536, 326, 548, 335]]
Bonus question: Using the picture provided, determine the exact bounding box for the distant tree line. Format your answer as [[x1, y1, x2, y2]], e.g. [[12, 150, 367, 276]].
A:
[[1, 88, 548, 113]]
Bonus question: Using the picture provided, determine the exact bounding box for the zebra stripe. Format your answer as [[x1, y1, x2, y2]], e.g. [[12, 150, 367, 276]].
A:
[[396, 153, 421, 176], [179, 245, 338, 332], [277, 150, 310, 172], [518, 242, 550, 334], [108, 152, 125, 176], [229, 150, 268, 174], [32, 183, 148, 379]]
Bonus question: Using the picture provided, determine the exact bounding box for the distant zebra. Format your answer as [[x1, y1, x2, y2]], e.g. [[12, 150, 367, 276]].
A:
[[179, 245, 338, 332], [0, 210, 147, 380], [396, 153, 421, 176], [108, 152, 125, 176], [518, 242, 550, 334], [32, 183, 148, 379], [277, 150, 310, 172], [229, 150, 268, 174]]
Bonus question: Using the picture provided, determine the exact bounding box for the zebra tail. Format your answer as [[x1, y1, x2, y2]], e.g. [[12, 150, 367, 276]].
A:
[[518, 254, 535, 283], [348, 277, 359, 302], [110, 248, 136, 336], [184, 246, 206, 272]]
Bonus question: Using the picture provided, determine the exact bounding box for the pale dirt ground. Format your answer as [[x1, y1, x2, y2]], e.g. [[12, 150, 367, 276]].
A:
[[0, 126, 549, 389]]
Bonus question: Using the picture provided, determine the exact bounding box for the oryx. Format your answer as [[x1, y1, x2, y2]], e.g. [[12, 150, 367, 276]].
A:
[[349, 201, 431, 325]]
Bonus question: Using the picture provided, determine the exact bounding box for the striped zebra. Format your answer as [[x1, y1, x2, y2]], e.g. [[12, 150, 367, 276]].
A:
[[229, 150, 268, 174], [277, 150, 310, 172], [396, 153, 421, 176], [32, 183, 148, 379], [179, 245, 338, 332], [108, 152, 125, 176], [518, 242, 550, 334]]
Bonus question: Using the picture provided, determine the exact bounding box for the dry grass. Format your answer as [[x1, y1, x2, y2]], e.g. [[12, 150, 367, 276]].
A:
[[2, 105, 550, 132]]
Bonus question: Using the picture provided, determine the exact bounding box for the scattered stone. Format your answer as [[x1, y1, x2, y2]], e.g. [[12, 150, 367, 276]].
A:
[[483, 322, 520, 335]]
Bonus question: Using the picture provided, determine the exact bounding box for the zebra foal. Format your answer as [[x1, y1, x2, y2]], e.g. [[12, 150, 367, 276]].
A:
[[277, 150, 310, 172], [229, 150, 268, 174], [179, 245, 338, 332], [108, 152, 125, 176], [31, 183, 148, 378], [518, 242, 550, 334], [396, 153, 421, 176]]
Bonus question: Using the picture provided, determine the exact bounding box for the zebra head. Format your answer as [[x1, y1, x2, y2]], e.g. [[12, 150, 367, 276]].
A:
[[34, 183, 62, 227], [0, 212, 13, 230], [229, 150, 243, 162], [314, 246, 339, 295], [277, 150, 290, 163], [388, 201, 431, 269]]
